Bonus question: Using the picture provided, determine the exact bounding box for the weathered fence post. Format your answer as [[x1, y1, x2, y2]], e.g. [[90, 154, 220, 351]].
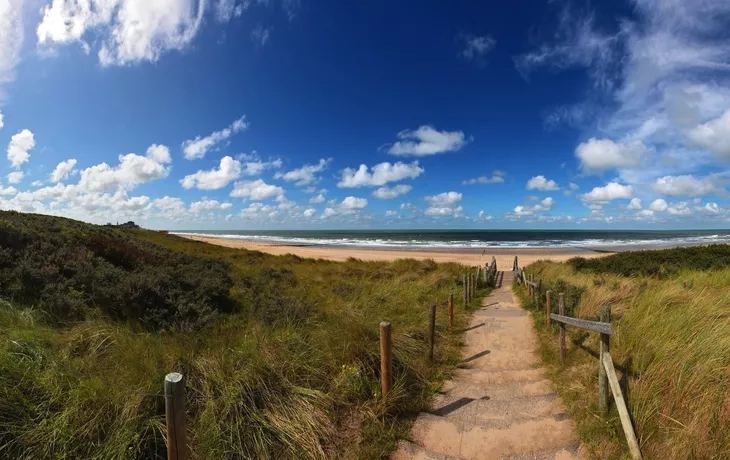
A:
[[483, 264, 488, 283], [466, 273, 471, 303], [448, 293, 454, 329], [380, 321, 392, 398], [559, 293, 566, 360], [546, 290, 552, 327], [531, 274, 536, 302], [463, 275, 468, 305], [164, 372, 188, 460], [513, 256, 518, 271], [471, 272, 476, 298], [537, 279, 542, 308], [599, 305, 611, 413], [428, 304, 436, 363], [476, 266, 481, 288]]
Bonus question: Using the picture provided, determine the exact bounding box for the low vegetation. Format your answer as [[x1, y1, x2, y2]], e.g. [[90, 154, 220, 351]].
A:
[[0, 211, 489, 459], [519, 245, 730, 459]]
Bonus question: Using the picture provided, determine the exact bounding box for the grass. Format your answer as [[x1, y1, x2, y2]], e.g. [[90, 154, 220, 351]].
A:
[[0, 212, 491, 459], [516, 248, 730, 459]]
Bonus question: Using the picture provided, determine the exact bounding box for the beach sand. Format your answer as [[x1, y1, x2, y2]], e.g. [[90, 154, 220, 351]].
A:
[[179, 235, 611, 267]]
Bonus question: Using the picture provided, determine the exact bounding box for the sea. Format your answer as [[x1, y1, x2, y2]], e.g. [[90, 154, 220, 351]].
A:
[[171, 229, 730, 253]]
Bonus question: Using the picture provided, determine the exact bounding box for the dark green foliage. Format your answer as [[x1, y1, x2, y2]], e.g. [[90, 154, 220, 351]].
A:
[[0, 211, 233, 331], [568, 244, 730, 278]]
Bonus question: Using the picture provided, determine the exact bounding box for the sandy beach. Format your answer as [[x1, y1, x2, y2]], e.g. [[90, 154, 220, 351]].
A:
[[179, 235, 611, 266]]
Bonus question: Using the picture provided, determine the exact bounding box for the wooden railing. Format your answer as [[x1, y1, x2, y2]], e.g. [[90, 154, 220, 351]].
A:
[[517, 267, 642, 460]]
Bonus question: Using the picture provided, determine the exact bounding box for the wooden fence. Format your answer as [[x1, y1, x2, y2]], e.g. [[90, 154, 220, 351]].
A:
[[517, 266, 642, 460]]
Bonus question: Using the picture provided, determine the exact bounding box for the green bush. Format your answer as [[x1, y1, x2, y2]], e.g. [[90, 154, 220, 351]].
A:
[[0, 211, 233, 331], [568, 244, 730, 277]]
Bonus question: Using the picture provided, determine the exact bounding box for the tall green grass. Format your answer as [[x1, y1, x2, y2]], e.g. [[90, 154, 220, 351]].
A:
[[0, 213, 489, 459], [519, 256, 730, 459]]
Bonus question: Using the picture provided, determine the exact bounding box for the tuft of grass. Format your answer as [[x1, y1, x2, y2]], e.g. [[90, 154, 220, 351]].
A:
[[518, 254, 730, 459], [0, 212, 491, 459]]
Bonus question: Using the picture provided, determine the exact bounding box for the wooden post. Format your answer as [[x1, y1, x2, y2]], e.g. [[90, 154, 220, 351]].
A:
[[428, 304, 436, 363], [602, 353, 643, 460], [559, 293, 566, 360], [483, 264, 488, 283], [164, 372, 188, 460], [448, 293, 454, 329], [513, 256, 518, 271], [466, 273, 471, 304], [531, 274, 536, 302], [599, 305, 611, 413], [380, 322, 392, 398], [476, 266, 481, 288], [537, 279, 542, 308], [546, 290, 552, 327]]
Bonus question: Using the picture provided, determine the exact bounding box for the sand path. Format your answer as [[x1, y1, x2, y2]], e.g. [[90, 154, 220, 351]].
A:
[[393, 270, 585, 460]]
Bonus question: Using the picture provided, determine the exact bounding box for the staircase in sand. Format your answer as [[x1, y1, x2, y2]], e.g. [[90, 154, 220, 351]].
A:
[[393, 270, 586, 460]]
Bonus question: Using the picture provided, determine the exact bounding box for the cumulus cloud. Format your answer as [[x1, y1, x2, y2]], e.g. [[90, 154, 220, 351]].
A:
[[6, 171, 23, 184], [425, 191, 462, 207], [275, 158, 331, 186], [372, 184, 412, 199], [385, 210, 397, 217], [7, 129, 34, 169], [649, 199, 668, 212], [580, 182, 633, 203], [699, 202, 723, 215], [37, 0, 206, 67], [240, 156, 282, 176], [688, 109, 730, 157], [182, 115, 248, 160], [526, 175, 559, 191], [575, 138, 648, 173], [78, 144, 172, 192], [320, 196, 368, 218], [50, 159, 77, 183], [180, 156, 242, 190], [627, 198, 642, 210], [338, 161, 423, 188], [303, 207, 316, 218], [462, 170, 505, 185], [652, 175, 718, 197], [424, 205, 463, 217], [309, 193, 326, 203], [230, 179, 284, 201], [189, 199, 233, 213], [387, 126, 470, 156]]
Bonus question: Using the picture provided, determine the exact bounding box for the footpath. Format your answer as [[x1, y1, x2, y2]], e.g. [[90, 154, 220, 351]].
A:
[[394, 270, 586, 460]]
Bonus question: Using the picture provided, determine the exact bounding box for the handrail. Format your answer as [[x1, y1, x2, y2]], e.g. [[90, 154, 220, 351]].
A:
[[550, 313, 613, 335]]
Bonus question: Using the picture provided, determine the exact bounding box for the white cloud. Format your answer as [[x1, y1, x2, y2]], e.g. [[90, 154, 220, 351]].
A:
[[462, 170, 505, 185], [189, 199, 233, 213], [303, 207, 316, 218], [667, 201, 692, 216], [230, 179, 284, 201], [425, 191, 462, 207], [321, 207, 337, 219], [699, 202, 723, 215], [309, 193, 325, 203], [338, 161, 423, 188], [372, 184, 412, 199], [460, 34, 496, 63], [387, 126, 470, 156], [340, 196, 367, 211], [688, 109, 730, 158], [251, 25, 271, 47], [6, 171, 23, 184], [180, 156, 242, 190], [0, 184, 17, 196], [575, 138, 648, 173], [627, 198, 642, 210], [649, 199, 668, 212], [534, 197, 554, 212], [240, 157, 282, 176], [275, 158, 331, 186], [7, 129, 34, 169], [424, 205, 463, 217], [526, 175, 559, 191], [78, 144, 172, 192], [182, 115, 248, 159], [652, 175, 718, 197], [0, 0, 23, 99], [0, 111, 3, 128], [580, 182, 633, 203], [37, 0, 206, 67], [385, 210, 397, 217], [50, 159, 78, 183]]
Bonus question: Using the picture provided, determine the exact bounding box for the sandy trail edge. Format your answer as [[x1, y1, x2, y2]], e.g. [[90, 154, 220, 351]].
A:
[[178, 235, 611, 267]]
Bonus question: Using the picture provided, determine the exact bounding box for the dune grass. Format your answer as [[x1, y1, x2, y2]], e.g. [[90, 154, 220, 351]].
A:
[[0, 213, 490, 459], [517, 251, 730, 459]]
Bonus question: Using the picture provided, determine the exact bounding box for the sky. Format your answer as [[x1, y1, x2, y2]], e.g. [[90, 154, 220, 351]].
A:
[[1, 0, 730, 230]]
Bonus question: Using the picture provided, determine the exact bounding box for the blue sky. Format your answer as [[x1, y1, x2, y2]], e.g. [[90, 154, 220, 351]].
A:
[[1, 0, 730, 229]]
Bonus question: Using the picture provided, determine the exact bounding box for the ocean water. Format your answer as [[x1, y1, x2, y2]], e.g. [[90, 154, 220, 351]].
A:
[[171, 229, 730, 252]]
